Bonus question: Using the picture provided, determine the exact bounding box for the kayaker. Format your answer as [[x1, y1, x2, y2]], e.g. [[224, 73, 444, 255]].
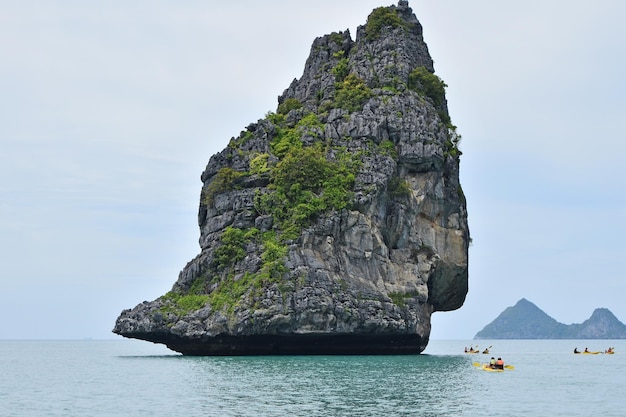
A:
[[495, 357, 504, 370], [489, 357, 496, 368], [574, 347, 580, 353], [584, 347, 589, 353]]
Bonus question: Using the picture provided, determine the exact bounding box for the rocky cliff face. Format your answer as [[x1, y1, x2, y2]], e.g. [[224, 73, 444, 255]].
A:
[[113, 1, 469, 355]]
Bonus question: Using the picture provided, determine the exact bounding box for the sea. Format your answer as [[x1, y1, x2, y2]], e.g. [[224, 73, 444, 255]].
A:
[[1, 339, 624, 417]]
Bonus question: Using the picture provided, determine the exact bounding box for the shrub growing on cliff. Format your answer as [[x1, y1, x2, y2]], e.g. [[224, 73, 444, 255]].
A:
[[258, 231, 288, 280], [379, 140, 398, 159], [365, 7, 406, 39], [212, 226, 259, 270], [255, 144, 356, 239], [408, 67, 447, 109], [334, 73, 372, 112], [208, 272, 257, 314], [203, 167, 245, 206], [249, 153, 271, 175], [388, 176, 411, 199], [159, 292, 209, 316], [270, 125, 302, 159], [408, 66, 452, 127], [277, 98, 303, 115], [332, 57, 350, 82], [272, 145, 330, 194], [388, 290, 420, 308], [208, 230, 289, 312], [444, 130, 463, 159], [269, 113, 323, 158]]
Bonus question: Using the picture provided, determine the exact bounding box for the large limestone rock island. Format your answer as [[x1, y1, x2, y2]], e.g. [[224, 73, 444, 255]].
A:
[[113, 1, 469, 355]]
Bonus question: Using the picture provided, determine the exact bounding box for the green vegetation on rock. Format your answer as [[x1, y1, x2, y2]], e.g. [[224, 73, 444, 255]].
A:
[[332, 56, 350, 82], [277, 98, 303, 115], [268, 112, 323, 158], [159, 292, 209, 316], [379, 140, 398, 159], [333, 73, 372, 113], [213, 226, 259, 270], [408, 67, 447, 109], [365, 7, 406, 39], [256, 143, 357, 240], [388, 176, 411, 199], [208, 228, 288, 313], [204, 109, 360, 312], [388, 290, 420, 308], [408, 66, 453, 129], [203, 167, 245, 206], [444, 132, 462, 158], [249, 153, 271, 175]]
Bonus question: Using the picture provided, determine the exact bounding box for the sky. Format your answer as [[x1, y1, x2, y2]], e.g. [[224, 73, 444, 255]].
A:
[[1, 0, 625, 341]]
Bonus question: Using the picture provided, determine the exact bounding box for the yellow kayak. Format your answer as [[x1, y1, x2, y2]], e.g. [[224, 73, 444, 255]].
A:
[[481, 365, 504, 372], [574, 349, 614, 354], [473, 362, 514, 371]]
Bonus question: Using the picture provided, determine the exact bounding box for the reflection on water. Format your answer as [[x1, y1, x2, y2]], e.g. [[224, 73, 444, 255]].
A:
[[167, 354, 481, 416]]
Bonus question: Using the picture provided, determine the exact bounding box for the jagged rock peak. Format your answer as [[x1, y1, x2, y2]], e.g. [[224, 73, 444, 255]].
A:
[[280, 1, 436, 115], [113, 1, 469, 355]]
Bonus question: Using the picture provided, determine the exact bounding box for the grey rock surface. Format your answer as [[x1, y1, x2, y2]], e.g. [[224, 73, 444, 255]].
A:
[[113, 1, 469, 355]]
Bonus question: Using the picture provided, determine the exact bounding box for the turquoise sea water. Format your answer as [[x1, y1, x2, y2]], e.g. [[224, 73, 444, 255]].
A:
[[1, 339, 624, 416]]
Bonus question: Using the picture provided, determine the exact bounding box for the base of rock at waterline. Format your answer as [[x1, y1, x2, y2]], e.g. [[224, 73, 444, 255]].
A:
[[122, 332, 427, 356]]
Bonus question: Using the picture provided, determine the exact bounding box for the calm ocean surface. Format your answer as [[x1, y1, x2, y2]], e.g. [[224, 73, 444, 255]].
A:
[[1, 339, 624, 416]]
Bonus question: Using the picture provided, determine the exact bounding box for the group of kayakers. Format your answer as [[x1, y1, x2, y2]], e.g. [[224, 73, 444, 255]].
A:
[[464, 346, 510, 370], [464, 346, 490, 354], [573, 347, 615, 354]]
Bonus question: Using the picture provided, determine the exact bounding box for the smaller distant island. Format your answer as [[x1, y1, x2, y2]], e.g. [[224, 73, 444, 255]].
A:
[[475, 298, 626, 339]]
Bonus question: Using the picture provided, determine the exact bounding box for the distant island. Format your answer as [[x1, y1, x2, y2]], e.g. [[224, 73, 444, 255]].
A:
[[475, 298, 626, 339]]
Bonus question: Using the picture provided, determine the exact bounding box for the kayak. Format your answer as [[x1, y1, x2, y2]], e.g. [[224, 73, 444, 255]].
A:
[[464, 346, 484, 354], [481, 365, 504, 372], [582, 351, 601, 354], [473, 362, 514, 371]]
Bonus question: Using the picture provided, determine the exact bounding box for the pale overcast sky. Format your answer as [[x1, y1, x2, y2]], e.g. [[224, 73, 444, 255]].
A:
[[1, 0, 625, 340]]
